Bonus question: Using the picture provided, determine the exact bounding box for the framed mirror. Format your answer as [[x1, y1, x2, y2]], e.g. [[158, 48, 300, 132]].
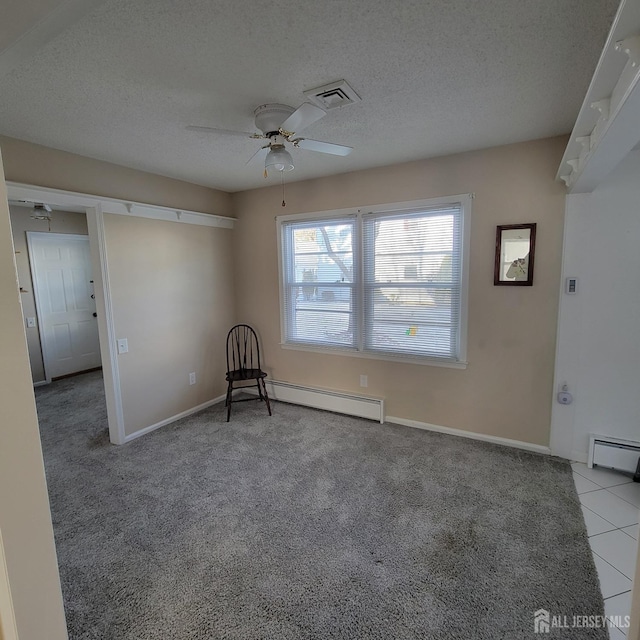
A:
[[494, 223, 536, 286]]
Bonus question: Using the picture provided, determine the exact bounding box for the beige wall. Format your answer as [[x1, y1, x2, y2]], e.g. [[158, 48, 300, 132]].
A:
[[0, 152, 68, 638], [9, 205, 89, 383], [0, 131, 566, 638], [0, 530, 18, 640], [0, 135, 233, 217], [1, 135, 238, 438], [104, 214, 236, 436], [232, 136, 567, 446]]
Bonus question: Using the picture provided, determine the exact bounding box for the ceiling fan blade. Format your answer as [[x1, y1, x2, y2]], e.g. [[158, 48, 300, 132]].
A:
[[294, 138, 352, 156], [279, 103, 326, 135], [186, 125, 263, 139], [246, 146, 269, 166]]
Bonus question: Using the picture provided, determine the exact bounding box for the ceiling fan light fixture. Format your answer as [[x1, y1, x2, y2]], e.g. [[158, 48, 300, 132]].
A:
[[31, 203, 53, 220], [265, 146, 294, 173]]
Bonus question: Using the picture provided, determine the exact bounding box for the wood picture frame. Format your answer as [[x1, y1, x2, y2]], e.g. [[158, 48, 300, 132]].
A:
[[494, 223, 536, 286]]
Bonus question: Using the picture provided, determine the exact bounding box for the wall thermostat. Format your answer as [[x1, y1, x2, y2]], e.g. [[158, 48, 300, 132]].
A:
[[565, 277, 578, 295]]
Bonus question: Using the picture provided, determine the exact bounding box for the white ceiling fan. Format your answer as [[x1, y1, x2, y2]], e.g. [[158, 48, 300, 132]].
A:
[[187, 102, 352, 175]]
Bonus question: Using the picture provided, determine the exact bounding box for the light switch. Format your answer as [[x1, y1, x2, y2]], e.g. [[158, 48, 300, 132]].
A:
[[117, 338, 129, 354]]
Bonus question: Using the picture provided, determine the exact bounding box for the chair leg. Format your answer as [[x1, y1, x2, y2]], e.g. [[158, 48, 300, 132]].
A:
[[226, 381, 233, 422], [260, 378, 272, 416]]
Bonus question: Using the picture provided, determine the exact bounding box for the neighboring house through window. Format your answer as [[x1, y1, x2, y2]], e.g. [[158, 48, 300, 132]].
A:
[[278, 195, 472, 367]]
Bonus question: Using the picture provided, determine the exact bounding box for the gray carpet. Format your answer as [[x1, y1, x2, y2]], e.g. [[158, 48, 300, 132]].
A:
[[36, 371, 606, 639]]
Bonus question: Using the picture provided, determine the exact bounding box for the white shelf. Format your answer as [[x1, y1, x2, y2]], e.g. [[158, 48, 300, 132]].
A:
[[557, 0, 640, 193]]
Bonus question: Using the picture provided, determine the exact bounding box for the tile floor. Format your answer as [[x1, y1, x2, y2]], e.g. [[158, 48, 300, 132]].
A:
[[572, 463, 640, 638]]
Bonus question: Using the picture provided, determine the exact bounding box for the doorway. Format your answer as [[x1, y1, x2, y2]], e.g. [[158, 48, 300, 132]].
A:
[[27, 231, 101, 381]]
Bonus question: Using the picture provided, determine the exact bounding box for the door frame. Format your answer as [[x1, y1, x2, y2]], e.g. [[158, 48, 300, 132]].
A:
[[11, 192, 126, 443], [85, 204, 126, 445], [7, 181, 233, 446]]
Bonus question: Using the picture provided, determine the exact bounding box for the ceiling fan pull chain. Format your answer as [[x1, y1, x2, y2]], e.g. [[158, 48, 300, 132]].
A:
[[281, 171, 286, 207]]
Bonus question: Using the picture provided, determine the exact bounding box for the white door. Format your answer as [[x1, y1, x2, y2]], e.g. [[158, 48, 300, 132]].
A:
[[28, 232, 101, 379]]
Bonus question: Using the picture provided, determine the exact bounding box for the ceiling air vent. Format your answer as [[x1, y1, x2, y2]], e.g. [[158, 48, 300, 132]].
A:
[[304, 80, 361, 110]]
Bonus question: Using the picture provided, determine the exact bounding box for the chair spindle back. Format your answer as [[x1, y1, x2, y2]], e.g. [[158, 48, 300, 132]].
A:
[[226, 324, 262, 375]]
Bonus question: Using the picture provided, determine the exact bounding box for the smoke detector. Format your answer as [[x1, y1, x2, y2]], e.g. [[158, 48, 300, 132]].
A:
[[304, 80, 361, 110]]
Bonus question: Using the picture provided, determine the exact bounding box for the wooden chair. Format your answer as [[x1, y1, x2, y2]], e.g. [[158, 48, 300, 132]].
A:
[[225, 324, 272, 422]]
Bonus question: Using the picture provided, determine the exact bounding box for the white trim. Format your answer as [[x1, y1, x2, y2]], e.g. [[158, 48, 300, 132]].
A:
[[571, 450, 589, 464], [276, 194, 472, 367], [7, 182, 234, 229], [279, 342, 468, 369], [276, 214, 287, 351], [557, 0, 640, 192], [245, 380, 384, 423], [385, 415, 551, 455], [33, 380, 48, 387], [26, 232, 54, 384], [86, 206, 126, 445], [7, 181, 234, 446], [243, 380, 547, 454], [275, 193, 473, 223], [123, 393, 227, 443], [549, 194, 578, 460], [458, 194, 472, 362]]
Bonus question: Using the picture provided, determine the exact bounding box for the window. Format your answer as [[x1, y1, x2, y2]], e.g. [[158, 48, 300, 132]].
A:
[[281, 217, 357, 349], [278, 196, 471, 366]]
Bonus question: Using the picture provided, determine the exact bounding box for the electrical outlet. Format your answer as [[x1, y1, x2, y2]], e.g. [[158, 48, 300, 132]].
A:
[[117, 338, 128, 354], [189, 372, 196, 385], [360, 375, 368, 388], [26, 317, 36, 328]]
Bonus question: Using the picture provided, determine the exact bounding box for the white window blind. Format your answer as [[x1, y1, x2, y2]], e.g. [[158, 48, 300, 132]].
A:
[[281, 217, 357, 349], [279, 198, 469, 364], [362, 205, 462, 359]]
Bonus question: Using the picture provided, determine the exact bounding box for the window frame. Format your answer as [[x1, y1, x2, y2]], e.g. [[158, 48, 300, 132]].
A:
[[276, 195, 472, 369]]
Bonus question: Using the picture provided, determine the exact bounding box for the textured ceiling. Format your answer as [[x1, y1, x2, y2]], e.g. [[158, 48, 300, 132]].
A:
[[0, 0, 618, 192]]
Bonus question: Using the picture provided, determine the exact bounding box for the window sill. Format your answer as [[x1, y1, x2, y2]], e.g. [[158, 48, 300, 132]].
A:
[[280, 342, 468, 369]]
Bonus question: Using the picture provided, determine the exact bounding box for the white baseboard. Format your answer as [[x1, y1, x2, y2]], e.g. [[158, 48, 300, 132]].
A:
[[124, 393, 227, 443], [385, 415, 551, 455], [570, 449, 589, 464], [246, 380, 384, 423], [247, 380, 548, 455], [33, 380, 49, 387]]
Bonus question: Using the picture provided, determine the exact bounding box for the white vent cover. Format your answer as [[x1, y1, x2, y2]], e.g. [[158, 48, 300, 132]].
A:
[[589, 434, 640, 473], [304, 80, 361, 110]]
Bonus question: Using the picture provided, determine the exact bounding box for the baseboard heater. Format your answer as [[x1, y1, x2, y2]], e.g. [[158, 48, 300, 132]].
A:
[[589, 434, 640, 477], [245, 380, 384, 423]]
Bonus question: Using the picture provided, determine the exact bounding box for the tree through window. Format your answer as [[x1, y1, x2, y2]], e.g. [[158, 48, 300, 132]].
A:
[[279, 198, 470, 363]]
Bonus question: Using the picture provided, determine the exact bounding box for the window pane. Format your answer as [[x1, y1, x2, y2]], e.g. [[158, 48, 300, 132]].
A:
[[366, 287, 456, 357], [286, 285, 354, 347], [280, 202, 466, 362], [291, 224, 353, 284], [369, 215, 455, 283], [283, 218, 356, 349], [363, 207, 462, 359]]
